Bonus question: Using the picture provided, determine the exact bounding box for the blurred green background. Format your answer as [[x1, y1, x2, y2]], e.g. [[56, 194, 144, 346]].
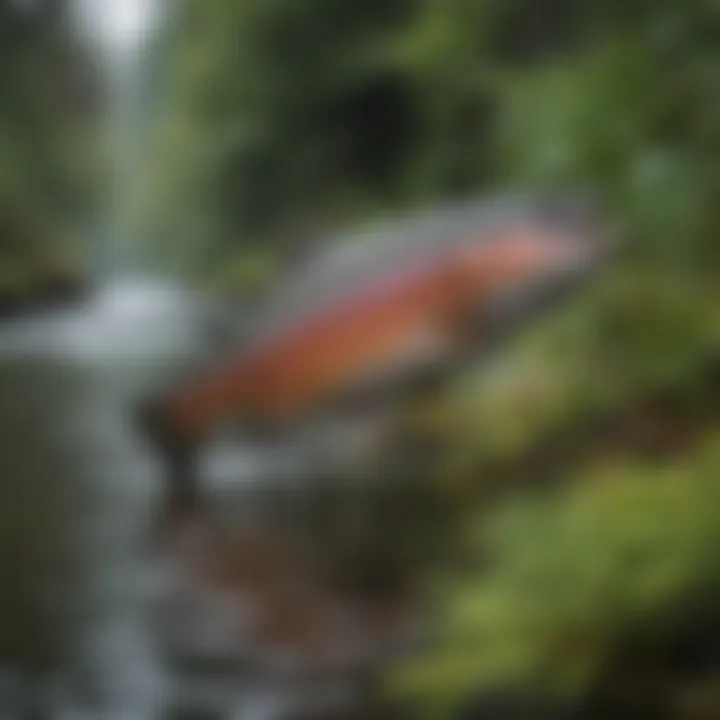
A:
[[3, 0, 720, 717], [0, 0, 100, 310]]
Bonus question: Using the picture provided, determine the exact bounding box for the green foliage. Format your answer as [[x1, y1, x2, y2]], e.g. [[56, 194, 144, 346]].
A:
[[448, 264, 720, 468], [141, 0, 502, 274], [392, 436, 720, 716], [497, 34, 720, 262], [383, 1, 720, 715], [0, 1, 97, 301], [146, 0, 720, 280]]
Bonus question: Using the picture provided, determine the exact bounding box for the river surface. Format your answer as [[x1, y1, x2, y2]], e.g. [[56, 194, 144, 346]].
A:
[[0, 279, 261, 719]]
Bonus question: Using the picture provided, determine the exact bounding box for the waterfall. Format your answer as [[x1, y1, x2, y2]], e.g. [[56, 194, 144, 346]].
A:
[[71, 0, 164, 275]]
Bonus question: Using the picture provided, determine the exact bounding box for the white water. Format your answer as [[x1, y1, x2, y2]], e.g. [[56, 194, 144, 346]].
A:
[[72, 0, 164, 272]]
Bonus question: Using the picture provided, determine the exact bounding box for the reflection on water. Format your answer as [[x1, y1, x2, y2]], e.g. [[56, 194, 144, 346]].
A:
[[0, 280, 212, 717]]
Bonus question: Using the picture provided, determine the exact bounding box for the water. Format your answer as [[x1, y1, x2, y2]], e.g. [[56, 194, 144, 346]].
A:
[[0, 281, 211, 718], [0, 282, 350, 720], [0, 3, 213, 715], [0, 282, 422, 720], [72, 0, 164, 272]]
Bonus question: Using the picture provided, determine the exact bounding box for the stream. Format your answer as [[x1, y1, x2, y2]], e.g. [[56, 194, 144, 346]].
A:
[[0, 280, 237, 718]]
